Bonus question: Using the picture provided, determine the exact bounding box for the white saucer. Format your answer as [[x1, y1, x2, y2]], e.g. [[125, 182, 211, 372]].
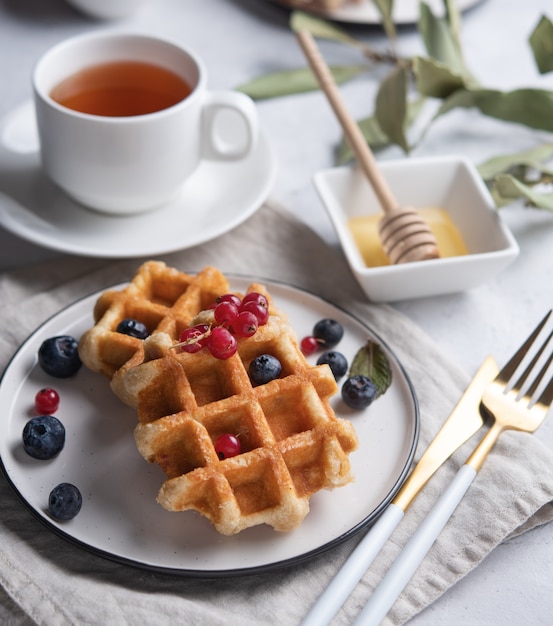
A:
[[0, 101, 278, 258]]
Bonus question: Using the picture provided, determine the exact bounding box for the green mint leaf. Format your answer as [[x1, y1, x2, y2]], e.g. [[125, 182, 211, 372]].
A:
[[349, 340, 392, 399]]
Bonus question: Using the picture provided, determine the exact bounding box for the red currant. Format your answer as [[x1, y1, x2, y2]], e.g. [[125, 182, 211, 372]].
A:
[[241, 293, 268, 322], [216, 293, 242, 307], [194, 324, 210, 344], [240, 300, 269, 325], [242, 292, 268, 308], [214, 300, 239, 326], [214, 433, 241, 460], [229, 310, 259, 338], [206, 327, 237, 359], [301, 336, 319, 356], [178, 325, 209, 353], [35, 387, 60, 414]]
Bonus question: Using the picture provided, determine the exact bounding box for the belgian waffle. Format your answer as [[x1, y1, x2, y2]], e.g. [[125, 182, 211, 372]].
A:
[[78, 262, 230, 380], [79, 262, 358, 535]]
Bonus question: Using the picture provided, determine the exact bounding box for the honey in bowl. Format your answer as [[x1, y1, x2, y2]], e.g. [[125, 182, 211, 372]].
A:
[[349, 207, 468, 267], [50, 60, 192, 117]]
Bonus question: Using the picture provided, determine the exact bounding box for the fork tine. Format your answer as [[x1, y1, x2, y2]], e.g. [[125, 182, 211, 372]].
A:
[[514, 329, 553, 396], [497, 310, 552, 386], [534, 351, 553, 408], [525, 330, 553, 398]]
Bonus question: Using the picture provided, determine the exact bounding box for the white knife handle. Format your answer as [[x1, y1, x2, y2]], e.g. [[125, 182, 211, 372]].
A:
[[353, 464, 477, 626], [301, 503, 404, 626]]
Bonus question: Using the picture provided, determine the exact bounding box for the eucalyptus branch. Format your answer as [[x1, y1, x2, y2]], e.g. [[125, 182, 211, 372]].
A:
[[358, 44, 400, 66], [235, 5, 553, 211]]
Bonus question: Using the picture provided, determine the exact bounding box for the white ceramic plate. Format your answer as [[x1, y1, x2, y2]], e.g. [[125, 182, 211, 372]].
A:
[[0, 277, 419, 575], [269, 0, 483, 24], [0, 101, 277, 258]]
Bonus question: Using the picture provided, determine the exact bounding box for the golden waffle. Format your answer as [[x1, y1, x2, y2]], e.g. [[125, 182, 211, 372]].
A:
[[79, 262, 359, 535], [78, 262, 229, 380]]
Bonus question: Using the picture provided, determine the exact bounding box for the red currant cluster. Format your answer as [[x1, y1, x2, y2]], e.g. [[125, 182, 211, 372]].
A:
[[176, 292, 269, 360]]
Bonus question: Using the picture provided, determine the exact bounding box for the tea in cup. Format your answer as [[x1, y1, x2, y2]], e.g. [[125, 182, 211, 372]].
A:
[[32, 32, 259, 214]]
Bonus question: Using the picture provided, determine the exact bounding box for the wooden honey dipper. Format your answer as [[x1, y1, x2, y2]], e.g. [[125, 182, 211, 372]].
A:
[[296, 30, 440, 264]]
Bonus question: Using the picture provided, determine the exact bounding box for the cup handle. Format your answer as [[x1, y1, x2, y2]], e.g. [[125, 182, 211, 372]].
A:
[[201, 91, 259, 160]]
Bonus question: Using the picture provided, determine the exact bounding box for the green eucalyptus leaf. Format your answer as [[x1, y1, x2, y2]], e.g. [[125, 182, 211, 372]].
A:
[[349, 340, 392, 399], [372, 0, 396, 40], [236, 64, 367, 99], [477, 143, 553, 180], [336, 116, 389, 163], [375, 65, 410, 152], [399, 95, 427, 149], [492, 174, 553, 211], [443, 0, 461, 42], [435, 87, 553, 132], [529, 15, 553, 74], [413, 55, 466, 97], [336, 97, 426, 163], [418, 2, 471, 81], [290, 11, 360, 46]]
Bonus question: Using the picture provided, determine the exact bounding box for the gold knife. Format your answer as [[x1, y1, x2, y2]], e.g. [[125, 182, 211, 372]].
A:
[[301, 356, 498, 626], [393, 354, 497, 510]]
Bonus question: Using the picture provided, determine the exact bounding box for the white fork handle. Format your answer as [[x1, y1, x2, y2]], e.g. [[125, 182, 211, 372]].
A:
[[353, 464, 477, 626], [301, 504, 404, 626]]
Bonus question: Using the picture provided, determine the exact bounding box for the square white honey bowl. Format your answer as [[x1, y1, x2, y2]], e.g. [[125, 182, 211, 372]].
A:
[[314, 155, 519, 303]]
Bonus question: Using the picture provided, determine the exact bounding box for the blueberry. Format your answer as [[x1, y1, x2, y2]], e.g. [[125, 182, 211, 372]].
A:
[[341, 375, 377, 410], [317, 351, 348, 380], [116, 318, 149, 339], [48, 483, 82, 521], [22, 415, 65, 460], [313, 319, 344, 348], [38, 335, 82, 378], [249, 354, 282, 386]]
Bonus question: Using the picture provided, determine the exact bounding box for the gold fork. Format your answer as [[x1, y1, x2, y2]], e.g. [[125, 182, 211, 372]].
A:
[[354, 310, 553, 626]]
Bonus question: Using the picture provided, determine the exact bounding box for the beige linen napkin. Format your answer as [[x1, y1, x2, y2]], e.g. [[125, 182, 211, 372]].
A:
[[1, 201, 553, 626]]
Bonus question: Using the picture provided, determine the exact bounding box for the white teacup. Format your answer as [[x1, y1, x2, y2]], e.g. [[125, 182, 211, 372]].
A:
[[32, 32, 259, 214]]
